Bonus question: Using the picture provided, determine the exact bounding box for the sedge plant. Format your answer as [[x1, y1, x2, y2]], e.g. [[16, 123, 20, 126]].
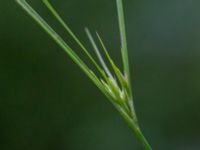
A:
[[16, 0, 152, 149]]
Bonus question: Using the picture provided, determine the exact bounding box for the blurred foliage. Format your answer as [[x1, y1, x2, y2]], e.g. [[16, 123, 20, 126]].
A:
[[1, 0, 200, 149]]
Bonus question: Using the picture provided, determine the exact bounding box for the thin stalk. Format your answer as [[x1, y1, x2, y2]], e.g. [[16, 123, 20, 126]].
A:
[[96, 32, 129, 91], [42, 0, 106, 79], [15, 0, 106, 94], [114, 103, 152, 150], [85, 28, 113, 79], [95, 32, 120, 78], [16, 0, 152, 149], [116, 0, 130, 79], [116, 0, 136, 118], [116, 0, 152, 149]]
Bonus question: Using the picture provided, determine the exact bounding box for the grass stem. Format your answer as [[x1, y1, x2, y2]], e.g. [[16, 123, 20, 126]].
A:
[[16, 0, 152, 149]]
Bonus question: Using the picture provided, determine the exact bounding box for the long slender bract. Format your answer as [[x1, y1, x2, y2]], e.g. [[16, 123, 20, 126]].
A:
[[16, 0, 152, 149]]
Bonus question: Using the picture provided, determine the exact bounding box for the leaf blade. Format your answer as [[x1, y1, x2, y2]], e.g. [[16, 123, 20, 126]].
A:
[[15, 0, 105, 94], [116, 0, 130, 79], [42, 0, 105, 78]]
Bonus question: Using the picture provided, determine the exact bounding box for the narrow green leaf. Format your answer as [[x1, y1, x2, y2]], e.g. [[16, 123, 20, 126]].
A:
[[96, 32, 128, 89], [42, 0, 106, 78], [16, 0, 152, 149], [116, 0, 138, 122], [15, 0, 105, 94], [116, 0, 130, 79], [85, 28, 113, 79]]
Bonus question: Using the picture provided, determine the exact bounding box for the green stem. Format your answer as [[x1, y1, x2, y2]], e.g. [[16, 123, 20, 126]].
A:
[[116, 1, 152, 148], [116, 0, 130, 78], [42, 0, 107, 79], [16, 0, 152, 149], [116, 0, 136, 122], [114, 104, 152, 150], [129, 124, 152, 150]]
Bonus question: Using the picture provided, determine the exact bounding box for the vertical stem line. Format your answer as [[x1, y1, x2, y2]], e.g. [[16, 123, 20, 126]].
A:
[[116, 0, 152, 149], [116, 0, 136, 121], [115, 104, 152, 150], [116, 0, 130, 79]]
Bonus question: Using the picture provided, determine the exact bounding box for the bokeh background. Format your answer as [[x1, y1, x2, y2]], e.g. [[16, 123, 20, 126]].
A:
[[1, 0, 200, 149]]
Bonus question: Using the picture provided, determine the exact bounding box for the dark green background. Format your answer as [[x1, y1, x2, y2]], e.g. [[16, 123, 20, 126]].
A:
[[1, 0, 200, 149]]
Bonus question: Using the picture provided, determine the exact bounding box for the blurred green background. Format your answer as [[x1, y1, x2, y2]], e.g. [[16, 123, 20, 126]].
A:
[[1, 0, 200, 149]]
